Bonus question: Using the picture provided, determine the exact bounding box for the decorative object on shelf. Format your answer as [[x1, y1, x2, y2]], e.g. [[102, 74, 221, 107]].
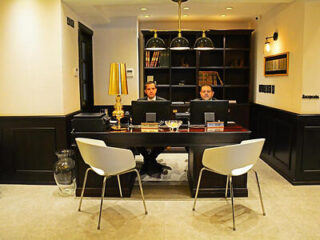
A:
[[264, 32, 278, 54], [198, 71, 223, 86], [194, 30, 214, 50], [54, 149, 76, 196], [179, 80, 185, 85], [170, 0, 190, 50], [109, 63, 128, 130], [264, 52, 288, 77], [145, 30, 166, 51], [147, 75, 154, 82]]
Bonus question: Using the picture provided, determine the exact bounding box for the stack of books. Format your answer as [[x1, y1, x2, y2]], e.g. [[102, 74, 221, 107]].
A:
[[198, 71, 223, 86]]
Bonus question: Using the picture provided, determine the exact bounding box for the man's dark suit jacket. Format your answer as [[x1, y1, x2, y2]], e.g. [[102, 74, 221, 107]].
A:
[[192, 97, 217, 101], [138, 96, 167, 101]]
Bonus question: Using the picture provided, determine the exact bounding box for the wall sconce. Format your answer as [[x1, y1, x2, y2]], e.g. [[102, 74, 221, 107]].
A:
[[264, 32, 278, 54]]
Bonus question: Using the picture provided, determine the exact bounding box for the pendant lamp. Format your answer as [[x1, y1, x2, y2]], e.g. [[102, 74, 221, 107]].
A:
[[194, 30, 214, 50], [170, 0, 190, 50], [145, 30, 166, 51]]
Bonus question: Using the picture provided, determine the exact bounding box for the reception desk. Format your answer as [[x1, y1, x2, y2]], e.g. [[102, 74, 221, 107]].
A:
[[71, 124, 251, 197]]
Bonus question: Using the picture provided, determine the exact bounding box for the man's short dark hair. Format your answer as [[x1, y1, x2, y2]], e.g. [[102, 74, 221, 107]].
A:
[[144, 81, 157, 90], [200, 84, 213, 92]]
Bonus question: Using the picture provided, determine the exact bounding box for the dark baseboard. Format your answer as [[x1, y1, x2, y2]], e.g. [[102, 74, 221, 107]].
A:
[[250, 104, 320, 185], [0, 111, 80, 184]]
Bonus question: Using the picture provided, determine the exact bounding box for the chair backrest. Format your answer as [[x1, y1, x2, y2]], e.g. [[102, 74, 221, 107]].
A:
[[76, 137, 136, 176], [202, 138, 265, 176]]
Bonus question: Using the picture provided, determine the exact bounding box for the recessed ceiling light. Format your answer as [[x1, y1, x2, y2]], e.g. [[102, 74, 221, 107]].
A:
[[140, 7, 147, 11], [183, 7, 190, 10], [221, 14, 226, 17], [144, 15, 150, 18], [226, 7, 233, 10]]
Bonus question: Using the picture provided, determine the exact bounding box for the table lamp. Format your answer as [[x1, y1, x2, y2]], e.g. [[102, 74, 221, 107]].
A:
[[109, 63, 128, 130]]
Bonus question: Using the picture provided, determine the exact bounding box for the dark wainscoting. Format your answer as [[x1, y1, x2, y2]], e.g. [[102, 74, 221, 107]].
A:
[[250, 104, 320, 185], [0, 111, 79, 184]]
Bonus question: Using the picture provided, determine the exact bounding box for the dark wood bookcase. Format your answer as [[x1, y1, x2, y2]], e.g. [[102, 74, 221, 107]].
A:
[[141, 29, 253, 127]]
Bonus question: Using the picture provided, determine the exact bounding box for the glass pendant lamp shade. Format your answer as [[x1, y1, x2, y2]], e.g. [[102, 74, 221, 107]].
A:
[[170, 33, 190, 50], [145, 30, 166, 51], [194, 31, 214, 50]]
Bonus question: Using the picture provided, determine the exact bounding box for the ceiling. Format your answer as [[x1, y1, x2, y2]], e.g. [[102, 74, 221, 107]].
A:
[[63, 0, 294, 26]]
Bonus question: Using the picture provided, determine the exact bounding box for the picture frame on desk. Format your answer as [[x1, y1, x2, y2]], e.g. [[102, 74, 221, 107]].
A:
[[264, 52, 289, 77]]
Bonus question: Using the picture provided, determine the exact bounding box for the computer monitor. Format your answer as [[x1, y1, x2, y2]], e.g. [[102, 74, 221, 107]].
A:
[[189, 100, 229, 125], [131, 100, 171, 125]]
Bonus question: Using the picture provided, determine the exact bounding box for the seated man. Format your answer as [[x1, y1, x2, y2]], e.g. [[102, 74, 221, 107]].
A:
[[195, 84, 217, 101], [136, 82, 171, 177], [187, 84, 218, 113]]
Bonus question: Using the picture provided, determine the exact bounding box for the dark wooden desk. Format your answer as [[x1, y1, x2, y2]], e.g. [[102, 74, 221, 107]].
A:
[[72, 124, 251, 198]]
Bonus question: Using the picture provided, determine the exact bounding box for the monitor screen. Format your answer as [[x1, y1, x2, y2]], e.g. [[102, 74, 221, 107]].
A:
[[131, 100, 171, 125], [189, 100, 229, 125]]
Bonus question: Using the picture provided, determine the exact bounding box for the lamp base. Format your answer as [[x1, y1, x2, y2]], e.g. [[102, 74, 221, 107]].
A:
[[111, 125, 127, 131], [112, 95, 125, 131]]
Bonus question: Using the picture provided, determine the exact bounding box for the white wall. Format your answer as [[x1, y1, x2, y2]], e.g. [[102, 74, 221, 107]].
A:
[[301, 0, 320, 114], [0, 0, 86, 116], [253, 1, 305, 114], [253, 0, 320, 114], [0, 0, 64, 116], [61, 3, 81, 113], [93, 17, 139, 106]]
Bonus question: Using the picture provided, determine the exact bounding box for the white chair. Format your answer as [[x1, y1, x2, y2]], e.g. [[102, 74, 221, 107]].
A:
[[192, 138, 266, 231], [76, 137, 148, 230]]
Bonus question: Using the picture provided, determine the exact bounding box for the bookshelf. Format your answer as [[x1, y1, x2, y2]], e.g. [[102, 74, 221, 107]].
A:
[[141, 30, 253, 127]]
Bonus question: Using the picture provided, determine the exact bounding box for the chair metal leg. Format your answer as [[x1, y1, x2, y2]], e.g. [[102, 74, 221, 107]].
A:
[[117, 175, 123, 198], [193, 167, 205, 211], [97, 176, 107, 230], [253, 170, 266, 216], [225, 175, 229, 198], [230, 176, 236, 231], [133, 169, 148, 214], [78, 168, 92, 212]]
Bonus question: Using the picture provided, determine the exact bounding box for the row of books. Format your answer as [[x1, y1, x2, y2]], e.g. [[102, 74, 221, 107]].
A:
[[145, 51, 170, 67]]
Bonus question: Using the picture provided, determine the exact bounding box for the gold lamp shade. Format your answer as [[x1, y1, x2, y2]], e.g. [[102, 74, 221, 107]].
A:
[[109, 63, 128, 95]]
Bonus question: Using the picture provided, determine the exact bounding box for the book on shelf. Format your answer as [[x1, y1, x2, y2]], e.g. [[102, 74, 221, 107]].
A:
[[159, 50, 170, 67], [148, 51, 160, 67], [198, 71, 223, 86], [145, 51, 150, 67], [154, 51, 160, 67]]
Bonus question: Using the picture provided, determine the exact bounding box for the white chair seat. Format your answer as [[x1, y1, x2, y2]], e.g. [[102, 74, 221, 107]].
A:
[[193, 138, 266, 231], [76, 137, 148, 230], [91, 166, 105, 176]]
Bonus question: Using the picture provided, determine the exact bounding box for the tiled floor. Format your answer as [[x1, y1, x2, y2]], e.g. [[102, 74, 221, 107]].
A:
[[1, 156, 320, 240]]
